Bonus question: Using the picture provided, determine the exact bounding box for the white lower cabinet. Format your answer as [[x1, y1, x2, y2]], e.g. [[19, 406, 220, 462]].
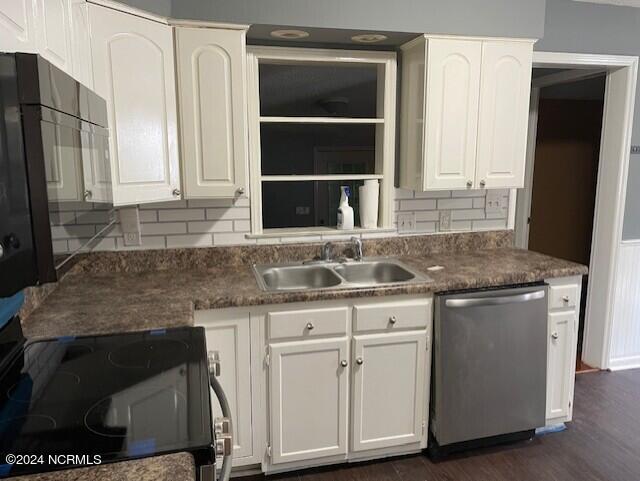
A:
[[545, 276, 582, 425], [351, 331, 427, 452], [264, 296, 432, 471], [268, 338, 349, 464], [195, 309, 260, 467]]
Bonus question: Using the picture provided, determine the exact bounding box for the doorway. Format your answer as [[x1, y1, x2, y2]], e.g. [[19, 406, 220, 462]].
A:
[[527, 73, 606, 372], [513, 52, 637, 371]]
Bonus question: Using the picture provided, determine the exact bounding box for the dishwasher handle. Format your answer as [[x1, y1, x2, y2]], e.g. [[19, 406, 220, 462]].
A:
[[444, 289, 545, 308]]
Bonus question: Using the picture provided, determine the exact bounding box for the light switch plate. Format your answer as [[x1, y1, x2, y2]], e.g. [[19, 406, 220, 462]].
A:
[[486, 191, 507, 216], [119, 207, 141, 246], [397, 212, 415, 233], [439, 210, 451, 231]]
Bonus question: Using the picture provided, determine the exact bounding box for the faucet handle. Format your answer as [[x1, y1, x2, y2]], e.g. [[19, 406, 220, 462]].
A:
[[321, 241, 334, 261], [350, 236, 363, 261]]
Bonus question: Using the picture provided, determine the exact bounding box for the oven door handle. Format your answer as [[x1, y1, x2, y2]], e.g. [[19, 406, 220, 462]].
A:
[[207, 351, 233, 481], [444, 290, 545, 308]]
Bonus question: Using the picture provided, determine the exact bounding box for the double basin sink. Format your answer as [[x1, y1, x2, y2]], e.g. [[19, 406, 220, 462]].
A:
[[253, 258, 432, 292]]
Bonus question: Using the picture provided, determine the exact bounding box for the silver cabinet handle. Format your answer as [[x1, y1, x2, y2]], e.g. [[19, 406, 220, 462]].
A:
[[306, 322, 314, 330], [340, 360, 348, 367], [466, 180, 472, 188], [0, 244, 3, 259], [445, 290, 545, 308], [389, 316, 397, 324], [208, 350, 221, 377], [83, 189, 92, 199], [562, 295, 570, 303], [236, 187, 245, 196], [172, 188, 181, 197], [551, 332, 559, 340], [479, 180, 486, 188], [356, 357, 364, 365]]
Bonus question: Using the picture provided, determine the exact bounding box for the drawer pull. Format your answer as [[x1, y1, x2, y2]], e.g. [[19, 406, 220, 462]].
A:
[[306, 322, 314, 330], [340, 360, 348, 367], [356, 357, 364, 365], [551, 332, 559, 340], [389, 316, 397, 324], [562, 295, 570, 303]]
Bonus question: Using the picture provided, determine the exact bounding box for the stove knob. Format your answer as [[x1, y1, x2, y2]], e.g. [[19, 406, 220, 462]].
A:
[[215, 434, 232, 457], [5, 233, 19, 249], [0, 243, 3, 259], [214, 417, 231, 435]]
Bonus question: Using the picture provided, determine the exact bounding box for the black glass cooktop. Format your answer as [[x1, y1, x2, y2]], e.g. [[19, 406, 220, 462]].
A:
[[0, 325, 213, 477]]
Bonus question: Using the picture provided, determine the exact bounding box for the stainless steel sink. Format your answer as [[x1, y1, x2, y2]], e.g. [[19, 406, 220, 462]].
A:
[[253, 258, 431, 292], [257, 265, 343, 291], [333, 261, 416, 285]]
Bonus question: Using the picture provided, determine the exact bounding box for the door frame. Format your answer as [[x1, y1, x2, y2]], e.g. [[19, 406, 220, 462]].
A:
[[512, 51, 638, 369]]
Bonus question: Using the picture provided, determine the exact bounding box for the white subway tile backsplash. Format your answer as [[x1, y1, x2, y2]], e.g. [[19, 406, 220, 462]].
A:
[[141, 222, 187, 235], [437, 198, 473, 210], [233, 220, 251, 232], [75, 210, 110, 225], [116, 235, 166, 250], [399, 199, 437, 211], [51, 186, 510, 252], [206, 207, 251, 220], [212, 232, 255, 245], [166, 234, 213, 248], [158, 209, 205, 222], [188, 220, 234, 233], [451, 209, 486, 221]]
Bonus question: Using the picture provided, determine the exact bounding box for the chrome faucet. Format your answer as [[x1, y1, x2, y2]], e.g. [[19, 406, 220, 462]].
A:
[[351, 237, 363, 261], [320, 242, 334, 262]]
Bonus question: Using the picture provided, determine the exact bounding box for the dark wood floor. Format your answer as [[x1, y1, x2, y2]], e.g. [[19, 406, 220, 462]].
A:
[[240, 369, 640, 481]]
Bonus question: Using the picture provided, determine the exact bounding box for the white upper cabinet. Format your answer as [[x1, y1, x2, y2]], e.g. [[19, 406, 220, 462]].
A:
[[69, 0, 93, 88], [399, 35, 534, 191], [423, 38, 481, 190], [0, 0, 37, 53], [89, 4, 180, 206], [35, 0, 73, 73], [175, 26, 248, 199], [476, 41, 533, 189]]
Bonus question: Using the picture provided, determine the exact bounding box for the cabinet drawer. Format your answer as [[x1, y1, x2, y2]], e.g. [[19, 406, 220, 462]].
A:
[[549, 284, 579, 310], [353, 298, 432, 332], [267, 307, 348, 340]]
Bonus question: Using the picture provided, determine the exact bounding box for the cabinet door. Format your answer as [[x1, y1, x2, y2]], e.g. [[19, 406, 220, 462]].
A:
[[80, 128, 112, 203], [42, 120, 84, 202], [89, 4, 180, 206], [175, 27, 248, 199], [200, 313, 254, 463], [35, 0, 73, 74], [351, 331, 427, 451], [269, 338, 349, 464], [546, 311, 577, 422], [424, 38, 481, 190], [476, 41, 533, 189], [0, 0, 37, 53], [69, 0, 92, 88]]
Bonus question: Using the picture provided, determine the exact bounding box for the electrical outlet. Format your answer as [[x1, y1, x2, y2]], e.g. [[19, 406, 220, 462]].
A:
[[486, 191, 507, 216], [119, 207, 141, 246], [124, 232, 140, 246], [397, 213, 415, 233], [439, 210, 451, 231]]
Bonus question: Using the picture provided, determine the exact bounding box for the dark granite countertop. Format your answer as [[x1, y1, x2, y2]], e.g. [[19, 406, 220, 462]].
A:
[[22, 247, 587, 340], [13, 452, 195, 481]]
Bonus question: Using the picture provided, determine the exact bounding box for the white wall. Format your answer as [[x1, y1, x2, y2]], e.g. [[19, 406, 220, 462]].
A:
[[49, 188, 510, 252], [609, 241, 640, 370]]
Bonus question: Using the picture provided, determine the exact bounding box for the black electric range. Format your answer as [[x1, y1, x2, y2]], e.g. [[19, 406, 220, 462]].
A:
[[0, 317, 215, 478]]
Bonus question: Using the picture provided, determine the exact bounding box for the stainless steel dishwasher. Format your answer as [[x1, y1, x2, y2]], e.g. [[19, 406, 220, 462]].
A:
[[429, 284, 548, 458]]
